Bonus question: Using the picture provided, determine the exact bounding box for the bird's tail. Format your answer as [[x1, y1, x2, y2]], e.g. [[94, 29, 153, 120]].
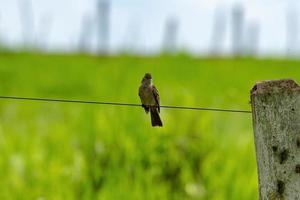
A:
[[150, 107, 163, 127]]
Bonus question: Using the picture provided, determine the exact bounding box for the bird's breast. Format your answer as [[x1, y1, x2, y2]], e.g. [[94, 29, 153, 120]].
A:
[[139, 86, 156, 106]]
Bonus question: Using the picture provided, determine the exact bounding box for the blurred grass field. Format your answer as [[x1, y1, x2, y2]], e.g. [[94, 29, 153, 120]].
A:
[[0, 52, 299, 200]]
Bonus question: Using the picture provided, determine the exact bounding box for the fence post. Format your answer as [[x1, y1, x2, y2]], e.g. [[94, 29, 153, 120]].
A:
[[251, 79, 300, 200]]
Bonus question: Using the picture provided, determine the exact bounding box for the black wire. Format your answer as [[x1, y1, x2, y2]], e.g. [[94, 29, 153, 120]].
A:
[[0, 95, 252, 114]]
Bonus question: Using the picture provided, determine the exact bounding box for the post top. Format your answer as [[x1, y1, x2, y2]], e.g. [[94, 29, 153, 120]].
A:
[[251, 79, 300, 96]]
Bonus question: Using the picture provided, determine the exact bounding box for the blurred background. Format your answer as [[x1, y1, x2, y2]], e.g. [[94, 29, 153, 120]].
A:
[[0, 0, 299, 200], [0, 0, 300, 57]]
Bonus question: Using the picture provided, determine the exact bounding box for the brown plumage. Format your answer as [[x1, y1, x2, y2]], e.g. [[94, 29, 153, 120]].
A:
[[138, 73, 163, 127]]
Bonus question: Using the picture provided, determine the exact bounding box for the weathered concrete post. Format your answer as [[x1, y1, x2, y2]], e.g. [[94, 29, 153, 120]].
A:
[[251, 79, 300, 200]]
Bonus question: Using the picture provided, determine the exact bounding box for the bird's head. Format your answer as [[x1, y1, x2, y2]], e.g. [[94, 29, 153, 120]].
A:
[[142, 73, 152, 86]]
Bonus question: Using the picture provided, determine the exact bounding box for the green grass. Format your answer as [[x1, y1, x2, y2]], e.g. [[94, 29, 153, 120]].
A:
[[0, 52, 299, 199]]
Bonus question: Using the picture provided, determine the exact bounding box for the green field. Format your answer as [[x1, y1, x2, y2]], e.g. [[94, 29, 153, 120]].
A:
[[0, 53, 299, 199]]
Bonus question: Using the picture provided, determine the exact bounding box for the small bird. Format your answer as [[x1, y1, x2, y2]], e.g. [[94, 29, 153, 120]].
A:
[[138, 73, 163, 127]]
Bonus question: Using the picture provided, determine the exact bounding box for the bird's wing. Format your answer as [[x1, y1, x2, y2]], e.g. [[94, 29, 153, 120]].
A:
[[152, 85, 160, 113]]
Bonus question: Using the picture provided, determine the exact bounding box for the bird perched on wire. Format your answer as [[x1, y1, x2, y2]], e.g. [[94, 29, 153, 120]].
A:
[[138, 73, 163, 127]]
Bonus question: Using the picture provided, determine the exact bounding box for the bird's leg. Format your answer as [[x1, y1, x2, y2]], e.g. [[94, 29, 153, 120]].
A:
[[142, 104, 150, 113]]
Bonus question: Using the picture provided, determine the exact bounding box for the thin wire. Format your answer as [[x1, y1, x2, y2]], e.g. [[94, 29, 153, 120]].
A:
[[0, 95, 252, 114]]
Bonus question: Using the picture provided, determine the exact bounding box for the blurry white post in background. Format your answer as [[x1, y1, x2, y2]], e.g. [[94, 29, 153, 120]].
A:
[[79, 15, 93, 52], [97, 0, 110, 54], [210, 7, 226, 56], [286, 5, 299, 57], [36, 14, 52, 51], [162, 17, 179, 54], [244, 22, 260, 56], [231, 4, 245, 57], [18, 0, 34, 49]]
